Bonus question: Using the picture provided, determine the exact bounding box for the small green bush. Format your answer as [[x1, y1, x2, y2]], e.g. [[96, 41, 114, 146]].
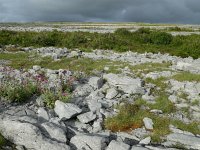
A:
[[0, 83, 39, 103], [1, 29, 200, 58], [105, 104, 143, 132], [114, 28, 131, 36], [149, 31, 173, 45], [41, 90, 71, 109], [135, 28, 151, 34]]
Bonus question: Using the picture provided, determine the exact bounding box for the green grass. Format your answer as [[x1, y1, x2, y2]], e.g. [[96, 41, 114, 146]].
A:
[[130, 62, 171, 76], [149, 95, 176, 113], [0, 133, 7, 147], [104, 103, 171, 143], [172, 120, 200, 135], [105, 98, 199, 143], [43, 58, 127, 75], [0, 52, 129, 75], [1, 28, 200, 58], [0, 82, 39, 103], [0, 52, 52, 69], [145, 77, 169, 96], [172, 72, 200, 82]]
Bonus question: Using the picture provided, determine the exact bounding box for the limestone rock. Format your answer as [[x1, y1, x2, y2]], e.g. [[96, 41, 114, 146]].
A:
[[70, 134, 106, 150], [0, 119, 70, 150], [41, 122, 67, 143], [164, 133, 200, 150], [77, 111, 96, 123], [88, 77, 104, 89], [106, 88, 118, 99], [139, 136, 151, 145], [143, 117, 154, 130], [54, 100, 82, 120], [37, 107, 49, 123], [103, 73, 144, 95], [106, 140, 130, 150]]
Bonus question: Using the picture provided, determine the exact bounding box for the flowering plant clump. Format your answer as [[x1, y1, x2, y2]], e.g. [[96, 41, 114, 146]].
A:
[[0, 66, 74, 107]]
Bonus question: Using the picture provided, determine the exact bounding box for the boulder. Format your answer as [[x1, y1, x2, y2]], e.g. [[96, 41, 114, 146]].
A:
[[54, 100, 82, 120], [106, 140, 130, 150], [41, 122, 67, 143], [143, 117, 153, 130], [32, 65, 41, 71], [117, 132, 140, 146], [103, 73, 144, 95], [92, 120, 102, 133], [131, 146, 149, 150], [106, 88, 118, 99], [70, 134, 106, 150], [164, 133, 200, 150], [139, 136, 151, 145], [88, 77, 104, 89], [37, 107, 49, 123], [77, 111, 97, 124], [176, 62, 192, 71], [88, 99, 102, 112], [0, 119, 70, 150]]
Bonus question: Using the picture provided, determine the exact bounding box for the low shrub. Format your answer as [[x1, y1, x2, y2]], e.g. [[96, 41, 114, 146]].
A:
[[0, 29, 200, 58], [0, 82, 39, 103], [114, 28, 131, 36], [149, 31, 173, 45], [41, 89, 71, 109], [105, 104, 143, 132], [0, 67, 73, 107]]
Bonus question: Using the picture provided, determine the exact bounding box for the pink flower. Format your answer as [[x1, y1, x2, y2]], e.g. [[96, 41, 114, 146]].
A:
[[62, 92, 68, 96]]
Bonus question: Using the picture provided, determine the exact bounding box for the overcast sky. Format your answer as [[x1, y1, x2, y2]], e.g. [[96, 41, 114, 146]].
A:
[[0, 0, 200, 24]]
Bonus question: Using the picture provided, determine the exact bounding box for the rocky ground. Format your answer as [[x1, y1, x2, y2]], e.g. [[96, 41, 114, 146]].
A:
[[0, 46, 200, 150], [1, 23, 200, 35]]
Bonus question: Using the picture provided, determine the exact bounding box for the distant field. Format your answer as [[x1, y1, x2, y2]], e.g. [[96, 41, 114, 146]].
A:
[[0, 23, 200, 58]]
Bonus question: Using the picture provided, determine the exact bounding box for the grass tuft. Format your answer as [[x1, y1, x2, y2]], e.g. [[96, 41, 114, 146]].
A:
[[172, 72, 200, 82], [0, 133, 7, 147]]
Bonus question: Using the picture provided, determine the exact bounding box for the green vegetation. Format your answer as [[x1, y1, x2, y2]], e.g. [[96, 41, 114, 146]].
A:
[[0, 52, 52, 69], [130, 62, 171, 76], [41, 90, 71, 109], [172, 72, 200, 82], [172, 143, 188, 150], [1, 28, 200, 58], [149, 95, 175, 113], [105, 103, 171, 143], [172, 120, 200, 135], [0, 133, 7, 148], [105, 104, 143, 132], [0, 52, 129, 75], [105, 97, 200, 143], [145, 77, 169, 96], [0, 82, 38, 103]]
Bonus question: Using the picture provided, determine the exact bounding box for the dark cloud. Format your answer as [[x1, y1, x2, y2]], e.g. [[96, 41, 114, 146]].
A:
[[0, 0, 200, 24]]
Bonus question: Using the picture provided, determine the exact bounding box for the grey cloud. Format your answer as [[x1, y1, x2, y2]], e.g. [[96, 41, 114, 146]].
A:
[[0, 0, 200, 24]]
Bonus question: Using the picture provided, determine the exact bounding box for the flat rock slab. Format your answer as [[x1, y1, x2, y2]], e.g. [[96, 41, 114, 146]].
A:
[[131, 146, 149, 150], [105, 88, 118, 99], [164, 133, 200, 150], [0, 118, 70, 150], [107, 140, 130, 150], [88, 77, 104, 89], [54, 100, 82, 120], [41, 122, 67, 143], [70, 134, 106, 150], [103, 73, 144, 95], [77, 111, 96, 123], [143, 117, 154, 130]]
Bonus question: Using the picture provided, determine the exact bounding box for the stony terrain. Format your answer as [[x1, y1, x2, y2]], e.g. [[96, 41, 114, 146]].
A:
[[0, 45, 200, 150], [1, 23, 200, 35]]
